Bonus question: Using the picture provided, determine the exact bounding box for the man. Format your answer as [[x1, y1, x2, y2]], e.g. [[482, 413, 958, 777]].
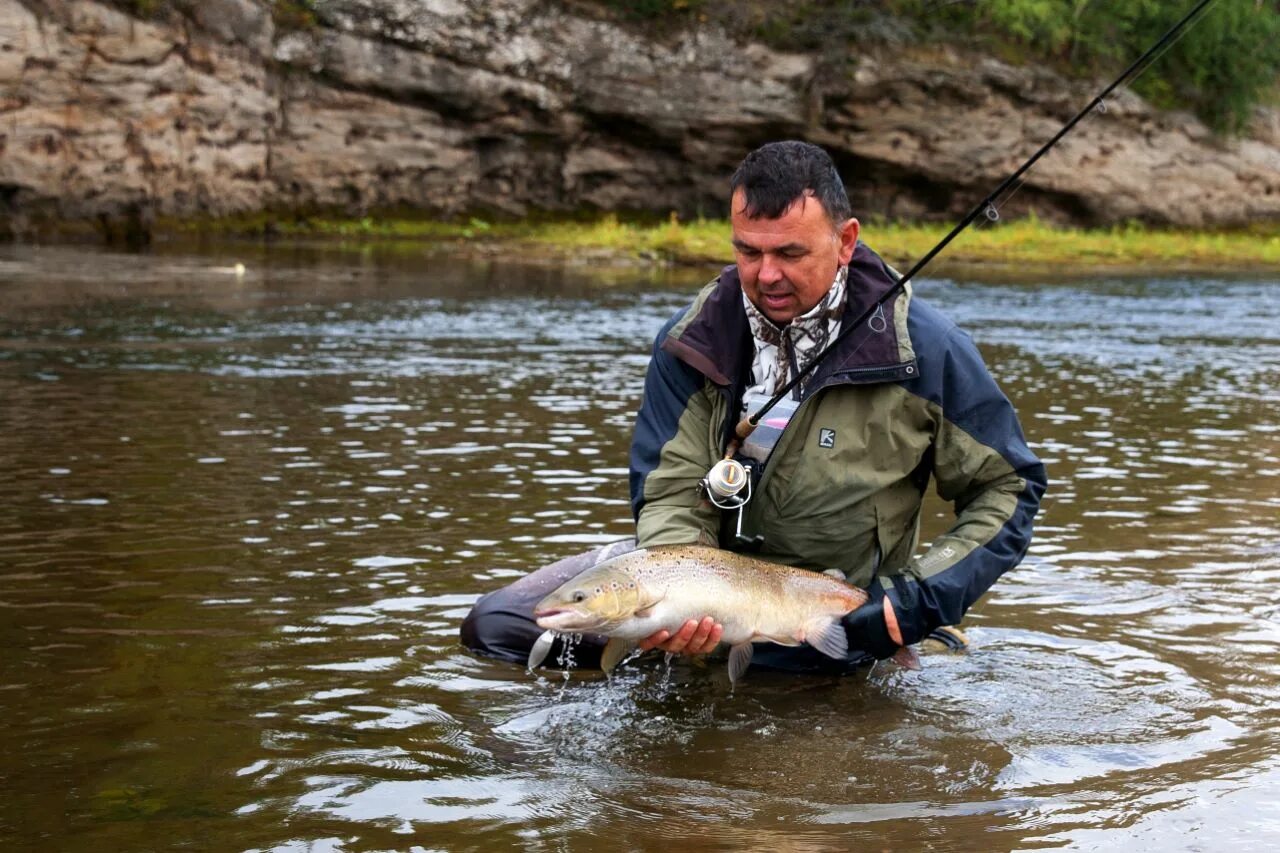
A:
[[461, 140, 1046, 672]]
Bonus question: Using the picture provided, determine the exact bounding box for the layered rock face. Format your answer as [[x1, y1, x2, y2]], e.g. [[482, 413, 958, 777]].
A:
[[1, 0, 1277, 239]]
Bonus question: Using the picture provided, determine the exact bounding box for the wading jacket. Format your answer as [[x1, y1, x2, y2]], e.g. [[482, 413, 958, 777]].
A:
[[628, 243, 1047, 646]]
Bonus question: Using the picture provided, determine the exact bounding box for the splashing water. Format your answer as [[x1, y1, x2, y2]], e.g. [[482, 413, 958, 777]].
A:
[[557, 632, 583, 673]]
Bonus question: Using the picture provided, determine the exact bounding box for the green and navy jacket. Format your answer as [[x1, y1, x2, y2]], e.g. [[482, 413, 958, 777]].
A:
[[628, 242, 1047, 645]]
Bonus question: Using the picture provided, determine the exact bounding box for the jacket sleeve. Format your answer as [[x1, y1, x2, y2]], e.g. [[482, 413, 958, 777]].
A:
[[629, 313, 721, 548], [879, 325, 1047, 646]]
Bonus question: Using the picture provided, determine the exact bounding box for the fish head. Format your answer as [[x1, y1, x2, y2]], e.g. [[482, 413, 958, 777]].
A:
[[532, 564, 650, 633]]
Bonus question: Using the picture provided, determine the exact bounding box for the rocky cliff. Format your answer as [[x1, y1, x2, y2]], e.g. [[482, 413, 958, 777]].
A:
[[2, 0, 1278, 241]]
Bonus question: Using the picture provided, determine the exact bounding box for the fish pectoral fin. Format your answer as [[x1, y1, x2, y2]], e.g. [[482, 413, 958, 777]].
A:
[[600, 637, 636, 675], [632, 591, 666, 619], [527, 629, 556, 671], [806, 619, 849, 661], [727, 642, 753, 684], [892, 645, 923, 671]]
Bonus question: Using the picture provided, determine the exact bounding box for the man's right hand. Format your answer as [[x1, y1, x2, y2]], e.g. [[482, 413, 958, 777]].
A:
[[638, 616, 723, 656]]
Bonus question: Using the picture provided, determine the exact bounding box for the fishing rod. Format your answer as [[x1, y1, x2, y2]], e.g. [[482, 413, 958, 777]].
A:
[[703, 0, 1219, 507]]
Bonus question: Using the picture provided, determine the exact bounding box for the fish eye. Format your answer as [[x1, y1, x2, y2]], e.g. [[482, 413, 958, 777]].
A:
[[572, 591, 587, 603]]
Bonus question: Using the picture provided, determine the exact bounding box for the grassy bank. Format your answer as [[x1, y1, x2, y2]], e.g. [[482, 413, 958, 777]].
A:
[[233, 213, 1280, 274]]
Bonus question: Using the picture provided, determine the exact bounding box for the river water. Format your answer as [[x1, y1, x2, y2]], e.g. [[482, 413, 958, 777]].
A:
[[1, 243, 1278, 851]]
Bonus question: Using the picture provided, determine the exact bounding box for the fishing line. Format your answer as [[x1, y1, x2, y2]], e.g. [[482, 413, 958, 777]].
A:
[[723, 0, 1221, 461]]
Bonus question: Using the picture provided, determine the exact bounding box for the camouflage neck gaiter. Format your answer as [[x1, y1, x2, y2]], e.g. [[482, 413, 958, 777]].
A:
[[742, 264, 848, 400]]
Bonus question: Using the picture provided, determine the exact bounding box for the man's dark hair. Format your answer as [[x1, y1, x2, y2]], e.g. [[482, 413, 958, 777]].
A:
[[730, 141, 852, 226]]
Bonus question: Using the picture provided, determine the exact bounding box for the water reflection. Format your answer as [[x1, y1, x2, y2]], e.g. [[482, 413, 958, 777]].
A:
[[0, 245, 1278, 849]]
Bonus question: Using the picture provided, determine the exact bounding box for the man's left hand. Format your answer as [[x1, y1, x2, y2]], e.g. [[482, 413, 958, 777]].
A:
[[883, 596, 904, 645], [843, 591, 908, 660]]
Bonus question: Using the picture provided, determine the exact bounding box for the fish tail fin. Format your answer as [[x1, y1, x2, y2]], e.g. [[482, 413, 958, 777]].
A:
[[892, 645, 922, 671], [806, 618, 849, 661]]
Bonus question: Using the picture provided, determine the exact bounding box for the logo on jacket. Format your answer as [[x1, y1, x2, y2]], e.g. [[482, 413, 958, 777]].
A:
[[818, 428, 836, 449]]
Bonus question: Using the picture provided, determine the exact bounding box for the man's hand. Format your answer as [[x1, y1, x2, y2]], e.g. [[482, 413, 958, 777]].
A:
[[843, 590, 908, 660], [883, 596, 904, 645], [638, 616, 723, 656]]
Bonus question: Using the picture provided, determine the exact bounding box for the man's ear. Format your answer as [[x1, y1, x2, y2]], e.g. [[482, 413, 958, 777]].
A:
[[838, 217, 860, 265]]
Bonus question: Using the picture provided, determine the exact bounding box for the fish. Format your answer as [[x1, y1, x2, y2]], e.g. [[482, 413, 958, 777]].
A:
[[526, 544, 920, 684]]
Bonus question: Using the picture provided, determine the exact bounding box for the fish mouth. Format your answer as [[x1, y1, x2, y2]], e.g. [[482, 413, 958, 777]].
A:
[[534, 607, 600, 632]]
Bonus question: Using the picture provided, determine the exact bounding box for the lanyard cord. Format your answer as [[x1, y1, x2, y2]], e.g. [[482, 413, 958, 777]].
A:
[[732, 0, 1219, 445]]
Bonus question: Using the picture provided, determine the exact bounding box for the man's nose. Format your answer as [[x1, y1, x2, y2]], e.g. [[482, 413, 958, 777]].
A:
[[758, 254, 783, 285]]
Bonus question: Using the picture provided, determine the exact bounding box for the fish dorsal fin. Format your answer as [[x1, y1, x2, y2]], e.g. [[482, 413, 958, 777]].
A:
[[806, 619, 849, 661], [728, 642, 753, 684], [601, 637, 635, 675]]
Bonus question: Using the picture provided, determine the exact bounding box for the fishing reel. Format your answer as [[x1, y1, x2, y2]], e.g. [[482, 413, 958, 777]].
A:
[[700, 458, 752, 510], [698, 458, 764, 549]]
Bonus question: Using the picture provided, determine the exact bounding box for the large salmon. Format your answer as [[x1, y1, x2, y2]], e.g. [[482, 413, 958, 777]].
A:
[[526, 544, 917, 683]]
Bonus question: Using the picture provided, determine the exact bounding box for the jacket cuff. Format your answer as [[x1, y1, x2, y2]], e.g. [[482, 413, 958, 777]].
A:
[[882, 574, 934, 646]]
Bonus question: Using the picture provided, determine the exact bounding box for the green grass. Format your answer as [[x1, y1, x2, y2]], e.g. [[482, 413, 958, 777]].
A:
[[867, 216, 1280, 271], [217, 212, 1280, 273]]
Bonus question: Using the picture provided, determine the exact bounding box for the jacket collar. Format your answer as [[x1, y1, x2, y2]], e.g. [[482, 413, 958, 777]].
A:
[[661, 242, 917, 392]]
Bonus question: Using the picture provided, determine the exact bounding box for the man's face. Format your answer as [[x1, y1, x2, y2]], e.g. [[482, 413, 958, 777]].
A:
[[731, 188, 859, 325]]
